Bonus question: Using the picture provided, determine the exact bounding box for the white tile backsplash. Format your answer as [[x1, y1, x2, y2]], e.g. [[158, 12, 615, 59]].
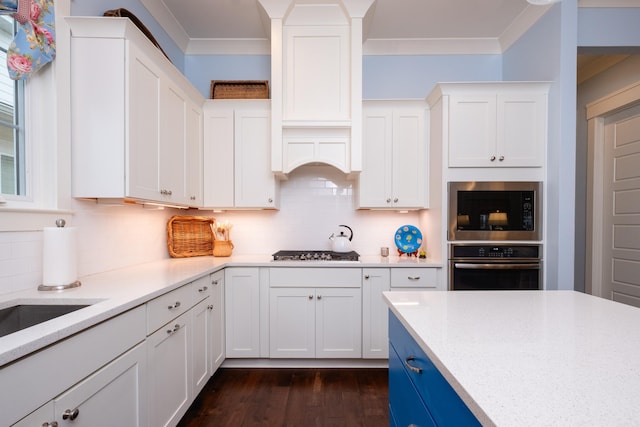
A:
[[0, 165, 424, 295]]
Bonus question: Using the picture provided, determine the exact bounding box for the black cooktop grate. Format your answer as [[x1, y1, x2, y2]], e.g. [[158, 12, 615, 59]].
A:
[[272, 250, 360, 261]]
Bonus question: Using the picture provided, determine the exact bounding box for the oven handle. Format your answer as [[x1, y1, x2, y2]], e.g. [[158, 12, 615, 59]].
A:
[[454, 263, 540, 270]]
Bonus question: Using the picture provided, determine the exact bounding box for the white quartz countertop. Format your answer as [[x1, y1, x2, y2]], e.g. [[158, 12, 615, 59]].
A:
[[0, 254, 441, 366], [383, 290, 640, 426]]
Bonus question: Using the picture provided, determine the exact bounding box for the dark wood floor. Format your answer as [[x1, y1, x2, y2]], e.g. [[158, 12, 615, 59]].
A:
[[177, 368, 389, 427]]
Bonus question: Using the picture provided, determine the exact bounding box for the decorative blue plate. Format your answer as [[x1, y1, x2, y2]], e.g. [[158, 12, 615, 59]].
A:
[[394, 225, 423, 253]]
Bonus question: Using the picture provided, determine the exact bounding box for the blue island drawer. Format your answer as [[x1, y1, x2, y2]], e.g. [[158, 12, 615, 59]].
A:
[[389, 341, 436, 427], [389, 311, 481, 426]]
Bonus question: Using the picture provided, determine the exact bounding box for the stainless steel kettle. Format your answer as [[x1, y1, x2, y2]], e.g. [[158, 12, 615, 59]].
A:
[[329, 225, 353, 253]]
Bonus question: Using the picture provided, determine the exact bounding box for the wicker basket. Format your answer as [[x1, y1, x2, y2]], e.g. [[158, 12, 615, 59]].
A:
[[213, 240, 234, 257], [210, 80, 269, 99], [167, 216, 214, 258]]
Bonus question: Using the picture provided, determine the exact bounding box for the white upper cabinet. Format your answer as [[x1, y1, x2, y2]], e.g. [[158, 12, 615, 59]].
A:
[[359, 100, 428, 209], [67, 17, 204, 207], [428, 82, 549, 169], [203, 100, 279, 209]]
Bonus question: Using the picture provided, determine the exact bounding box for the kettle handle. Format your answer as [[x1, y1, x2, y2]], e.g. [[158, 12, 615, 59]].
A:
[[339, 225, 353, 241]]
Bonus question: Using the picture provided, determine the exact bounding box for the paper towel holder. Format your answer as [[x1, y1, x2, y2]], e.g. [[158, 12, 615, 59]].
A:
[[38, 219, 82, 292]]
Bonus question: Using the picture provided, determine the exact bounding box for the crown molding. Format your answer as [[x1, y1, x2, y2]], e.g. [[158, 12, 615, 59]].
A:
[[579, 0, 640, 6]]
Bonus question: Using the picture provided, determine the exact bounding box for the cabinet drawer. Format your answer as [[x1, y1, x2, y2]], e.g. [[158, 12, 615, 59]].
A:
[[192, 275, 211, 303], [390, 268, 438, 288], [147, 283, 194, 334], [389, 342, 436, 427], [269, 268, 361, 288], [389, 312, 480, 426]]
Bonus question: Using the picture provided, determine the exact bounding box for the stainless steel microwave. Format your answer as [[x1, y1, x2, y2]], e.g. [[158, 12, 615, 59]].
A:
[[448, 181, 542, 241]]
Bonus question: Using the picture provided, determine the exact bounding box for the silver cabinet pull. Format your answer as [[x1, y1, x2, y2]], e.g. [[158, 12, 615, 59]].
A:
[[499, 155, 505, 161], [168, 301, 181, 309], [212, 279, 220, 285], [62, 408, 79, 421], [207, 305, 214, 310], [160, 189, 173, 196], [166, 324, 181, 334], [198, 286, 208, 292], [408, 276, 420, 281], [42, 422, 58, 427], [404, 356, 423, 374]]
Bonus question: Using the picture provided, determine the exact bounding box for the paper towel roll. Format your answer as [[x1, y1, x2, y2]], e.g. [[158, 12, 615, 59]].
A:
[[42, 226, 78, 286]]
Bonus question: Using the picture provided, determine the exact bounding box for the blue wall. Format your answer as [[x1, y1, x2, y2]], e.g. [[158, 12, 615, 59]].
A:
[[578, 8, 640, 47]]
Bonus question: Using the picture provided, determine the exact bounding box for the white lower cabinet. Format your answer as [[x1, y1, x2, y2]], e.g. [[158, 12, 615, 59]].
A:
[[209, 270, 226, 372], [191, 298, 211, 396], [147, 310, 192, 427], [362, 268, 391, 359], [225, 267, 262, 357], [363, 267, 442, 360], [14, 342, 147, 427], [269, 268, 362, 358]]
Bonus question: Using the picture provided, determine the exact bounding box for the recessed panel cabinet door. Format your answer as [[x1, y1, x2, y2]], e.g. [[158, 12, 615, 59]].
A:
[[315, 287, 362, 358], [128, 46, 161, 200], [53, 342, 147, 427], [448, 94, 496, 167], [269, 288, 316, 358]]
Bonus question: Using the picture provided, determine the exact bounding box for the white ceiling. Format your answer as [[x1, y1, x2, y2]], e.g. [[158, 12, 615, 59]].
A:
[[140, 0, 555, 55]]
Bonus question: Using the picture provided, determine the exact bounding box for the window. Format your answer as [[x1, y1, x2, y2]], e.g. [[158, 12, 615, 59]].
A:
[[0, 15, 25, 198]]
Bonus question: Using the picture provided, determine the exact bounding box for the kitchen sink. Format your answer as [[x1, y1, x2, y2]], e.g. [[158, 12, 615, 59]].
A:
[[0, 304, 91, 338]]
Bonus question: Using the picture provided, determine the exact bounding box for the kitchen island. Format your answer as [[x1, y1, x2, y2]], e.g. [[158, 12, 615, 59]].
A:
[[383, 290, 640, 426]]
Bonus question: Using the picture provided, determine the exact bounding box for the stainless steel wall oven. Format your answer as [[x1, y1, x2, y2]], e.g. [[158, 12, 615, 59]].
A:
[[449, 244, 542, 290], [448, 181, 542, 241]]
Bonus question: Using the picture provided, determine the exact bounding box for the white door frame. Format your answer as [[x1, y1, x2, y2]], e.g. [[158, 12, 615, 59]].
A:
[[585, 81, 640, 297]]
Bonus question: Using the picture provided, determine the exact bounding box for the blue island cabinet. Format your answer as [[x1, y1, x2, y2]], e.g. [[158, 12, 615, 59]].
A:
[[388, 311, 481, 427]]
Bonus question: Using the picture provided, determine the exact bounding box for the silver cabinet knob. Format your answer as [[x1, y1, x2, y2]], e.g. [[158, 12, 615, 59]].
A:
[[212, 279, 220, 285], [490, 155, 496, 161], [498, 155, 505, 161], [386, 198, 391, 203], [393, 198, 398, 203], [308, 295, 314, 299], [268, 198, 273, 203], [62, 408, 79, 421], [364, 275, 370, 279], [317, 295, 322, 300]]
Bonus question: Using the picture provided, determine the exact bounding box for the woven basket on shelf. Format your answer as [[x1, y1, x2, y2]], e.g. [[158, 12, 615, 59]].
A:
[[210, 80, 269, 99], [213, 240, 234, 257], [167, 216, 214, 258]]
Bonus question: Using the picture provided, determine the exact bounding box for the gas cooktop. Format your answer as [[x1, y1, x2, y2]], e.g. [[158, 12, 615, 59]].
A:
[[272, 250, 360, 262]]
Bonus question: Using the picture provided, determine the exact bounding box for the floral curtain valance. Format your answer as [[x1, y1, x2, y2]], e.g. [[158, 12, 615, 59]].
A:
[[0, 0, 55, 80]]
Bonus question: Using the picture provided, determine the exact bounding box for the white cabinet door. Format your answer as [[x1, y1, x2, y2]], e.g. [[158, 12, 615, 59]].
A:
[[270, 287, 361, 358], [225, 268, 261, 357], [235, 107, 277, 208], [315, 287, 362, 358], [209, 271, 225, 372], [497, 92, 546, 167], [448, 94, 497, 167], [51, 342, 147, 427], [127, 44, 162, 201], [147, 311, 192, 427], [362, 268, 390, 359], [391, 108, 426, 208], [360, 102, 426, 209], [203, 100, 277, 209], [191, 298, 211, 396], [186, 100, 203, 205], [159, 80, 188, 205], [203, 102, 235, 207], [270, 287, 316, 358]]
